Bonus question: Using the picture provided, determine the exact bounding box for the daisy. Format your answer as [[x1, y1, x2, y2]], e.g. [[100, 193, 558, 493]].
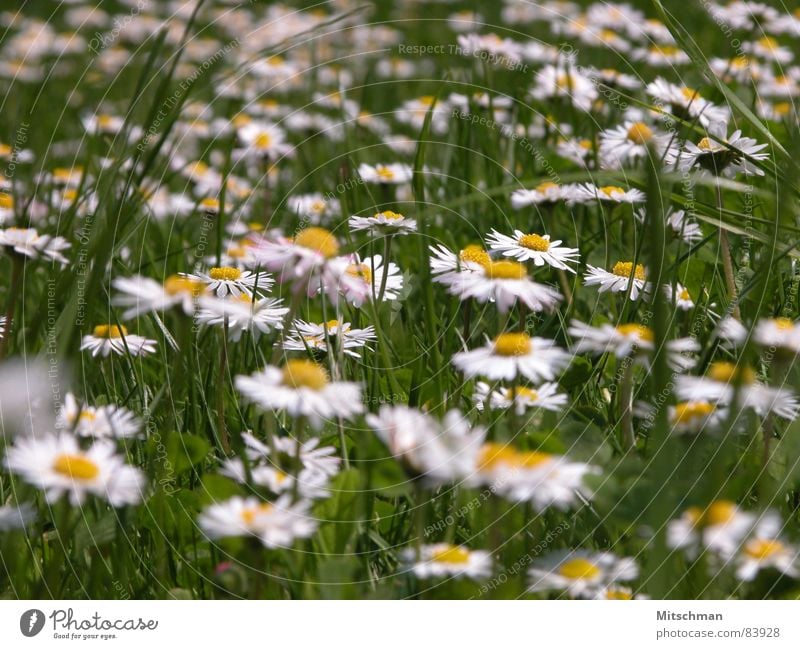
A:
[[112, 274, 208, 319], [440, 259, 563, 312], [671, 121, 769, 177], [572, 183, 646, 204], [592, 585, 648, 600], [632, 44, 690, 66], [366, 406, 486, 484], [4, 433, 145, 506], [584, 261, 650, 299], [675, 361, 800, 420], [452, 332, 571, 383], [753, 317, 800, 353], [358, 162, 413, 185], [196, 294, 288, 341], [0, 503, 35, 531], [286, 192, 340, 224], [665, 283, 696, 310], [474, 442, 598, 510], [646, 78, 729, 126], [743, 36, 793, 64], [184, 266, 268, 298], [568, 320, 699, 370], [396, 96, 451, 135], [636, 208, 703, 243], [0, 227, 71, 265], [235, 360, 363, 429], [531, 64, 598, 112], [0, 191, 14, 224], [429, 243, 490, 278], [57, 392, 141, 439], [80, 325, 157, 358], [348, 210, 417, 235], [283, 319, 376, 358], [598, 121, 670, 168], [339, 254, 404, 307], [402, 544, 492, 580], [669, 401, 725, 434], [668, 500, 756, 559], [734, 512, 799, 581], [236, 121, 292, 160], [556, 137, 595, 167], [82, 112, 125, 134], [473, 381, 568, 415], [198, 495, 317, 548], [528, 551, 638, 598], [486, 229, 580, 272], [510, 181, 577, 208]]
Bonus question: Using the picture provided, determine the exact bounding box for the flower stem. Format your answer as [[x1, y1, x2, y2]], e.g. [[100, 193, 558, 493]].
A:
[[0, 255, 24, 360], [619, 360, 635, 451], [716, 183, 741, 321]]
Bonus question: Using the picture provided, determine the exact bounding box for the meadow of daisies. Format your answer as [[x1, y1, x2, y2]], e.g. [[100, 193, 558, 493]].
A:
[[1, 0, 800, 601]]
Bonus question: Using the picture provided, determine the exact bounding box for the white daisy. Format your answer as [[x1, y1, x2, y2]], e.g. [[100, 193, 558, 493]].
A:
[[235, 360, 363, 429], [670, 120, 769, 177], [196, 294, 288, 341], [429, 243, 490, 278], [112, 274, 208, 319], [80, 324, 157, 358], [348, 210, 417, 235], [338, 254, 404, 307], [473, 381, 568, 415], [185, 266, 268, 298], [531, 64, 598, 111], [646, 78, 729, 127], [236, 121, 292, 160], [486, 229, 580, 272], [452, 332, 571, 383], [0, 227, 70, 265], [358, 162, 413, 185], [668, 500, 756, 560], [286, 192, 340, 224], [403, 543, 492, 580], [734, 512, 799, 581], [4, 433, 145, 506], [669, 401, 725, 434], [754, 317, 800, 353], [572, 183, 646, 204], [584, 261, 650, 299], [56, 392, 141, 439], [665, 283, 696, 311], [283, 319, 376, 358], [529, 551, 638, 598], [510, 181, 578, 208], [599, 121, 671, 168]]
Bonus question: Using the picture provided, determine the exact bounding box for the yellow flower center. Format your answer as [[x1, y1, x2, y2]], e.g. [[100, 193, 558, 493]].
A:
[[254, 132, 272, 149], [188, 161, 209, 176], [558, 558, 601, 580], [323, 319, 342, 331], [626, 122, 653, 144], [294, 227, 340, 258], [477, 442, 553, 471], [774, 102, 791, 116], [0, 192, 13, 209], [672, 401, 715, 424], [758, 36, 778, 51], [697, 137, 718, 152], [281, 359, 329, 390], [507, 386, 539, 401], [599, 185, 626, 198], [774, 317, 794, 330], [680, 86, 699, 102], [687, 500, 737, 528], [707, 361, 756, 384], [164, 275, 206, 297], [376, 210, 403, 220], [241, 503, 273, 525], [54, 167, 82, 181], [518, 233, 550, 252], [679, 288, 691, 301], [79, 411, 97, 422], [209, 266, 242, 282], [612, 261, 646, 281], [346, 263, 372, 283], [650, 45, 681, 56], [431, 545, 470, 564], [97, 114, 116, 128], [744, 538, 784, 560], [486, 260, 527, 280], [0, 144, 11, 156], [418, 95, 436, 106], [93, 324, 127, 338], [459, 245, 491, 267], [375, 165, 395, 180], [200, 197, 219, 211], [615, 323, 654, 343], [556, 74, 574, 90], [53, 454, 100, 480], [605, 589, 633, 600], [493, 332, 532, 356], [535, 181, 559, 193]]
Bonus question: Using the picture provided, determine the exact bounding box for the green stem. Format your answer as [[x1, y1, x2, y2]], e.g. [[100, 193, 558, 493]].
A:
[[0, 255, 24, 360]]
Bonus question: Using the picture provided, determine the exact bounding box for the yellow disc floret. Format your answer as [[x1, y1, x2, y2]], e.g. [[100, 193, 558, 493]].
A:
[[281, 359, 329, 390]]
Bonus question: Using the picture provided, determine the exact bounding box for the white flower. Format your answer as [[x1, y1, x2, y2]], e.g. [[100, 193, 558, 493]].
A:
[[82, 112, 125, 134], [453, 332, 571, 383], [198, 495, 317, 548], [337, 254, 404, 307], [529, 551, 638, 598], [572, 183, 646, 204], [753, 317, 800, 353], [636, 208, 703, 244], [664, 283, 696, 310], [57, 393, 141, 439], [599, 121, 671, 168], [486, 229, 580, 272], [0, 227, 70, 265], [439, 259, 562, 312], [668, 500, 756, 559], [235, 360, 363, 429], [402, 543, 492, 580], [358, 162, 412, 185], [80, 324, 157, 358], [283, 319, 376, 358], [348, 210, 417, 235], [510, 182, 578, 207], [734, 512, 799, 581], [531, 64, 598, 111], [632, 44, 690, 66], [584, 261, 650, 299], [646, 78, 729, 127], [196, 294, 288, 341], [286, 192, 339, 224], [669, 401, 725, 434], [743, 36, 793, 64], [184, 266, 269, 298], [236, 121, 291, 160], [670, 120, 769, 177], [429, 243, 490, 279], [4, 433, 145, 506], [112, 274, 208, 319], [366, 406, 486, 484], [473, 381, 567, 415]]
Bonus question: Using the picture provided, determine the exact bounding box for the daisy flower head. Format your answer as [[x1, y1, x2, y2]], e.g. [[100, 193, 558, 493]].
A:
[[528, 551, 638, 598], [338, 254, 404, 307], [531, 63, 599, 112], [599, 120, 670, 168], [358, 162, 413, 185], [452, 332, 571, 383], [235, 360, 363, 429], [57, 392, 141, 439], [348, 210, 417, 236], [196, 294, 288, 341], [671, 120, 769, 177], [734, 512, 799, 582], [486, 229, 580, 272], [198, 495, 317, 549], [112, 274, 208, 319], [664, 282, 696, 310], [429, 243, 490, 279], [473, 381, 568, 415], [282, 319, 376, 358], [474, 442, 598, 510], [646, 78, 729, 127], [753, 317, 800, 353], [80, 324, 157, 358], [236, 121, 291, 160], [286, 192, 340, 224], [4, 433, 145, 506], [185, 266, 268, 298], [82, 112, 125, 135], [439, 259, 563, 312], [510, 181, 577, 208], [669, 400, 725, 434], [584, 260, 650, 299], [402, 543, 492, 580], [668, 500, 756, 559], [366, 406, 487, 484], [632, 44, 690, 66], [573, 183, 646, 204], [0, 227, 71, 265]]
